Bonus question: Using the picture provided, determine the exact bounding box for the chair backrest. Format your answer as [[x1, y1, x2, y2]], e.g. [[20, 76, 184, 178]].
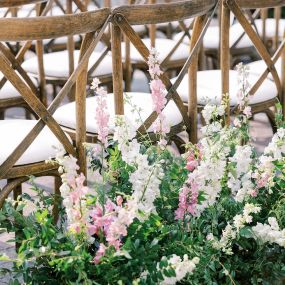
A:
[[111, 0, 219, 143], [0, 7, 111, 179], [221, 0, 285, 122]]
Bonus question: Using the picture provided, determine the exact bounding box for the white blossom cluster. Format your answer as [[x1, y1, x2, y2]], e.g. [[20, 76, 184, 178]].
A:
[[228, 145, 254, 202], [194, 127, 233, 214], [159, 255, 200, 285], [201, 104, 225, 125], [208, 203, 261, 255], [264, 128, 285, 160], [140, 255, 199, 285], [252, 217, 285, 247], [114, 116, 164, 219]]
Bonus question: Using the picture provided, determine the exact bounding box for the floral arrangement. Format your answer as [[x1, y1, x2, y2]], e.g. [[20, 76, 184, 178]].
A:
[[1, 53, 285, 285]]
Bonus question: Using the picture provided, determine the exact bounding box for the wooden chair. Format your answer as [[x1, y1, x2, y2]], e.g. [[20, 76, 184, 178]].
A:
[[173, 0, 285, 141], [0, 5, 111, 210], [21, 0, 113, 102], [0, 0, 53, 119], [245, 7, 285, 89], [53, 0, 219, 149], [121, 0, 198, 92]]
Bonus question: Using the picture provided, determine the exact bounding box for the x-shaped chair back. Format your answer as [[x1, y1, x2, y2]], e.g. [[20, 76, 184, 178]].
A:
[[111, 0, 219, 143], [0, 0, 53, 116], [221, 0, 285, 122], [0, 6, 111, 182]]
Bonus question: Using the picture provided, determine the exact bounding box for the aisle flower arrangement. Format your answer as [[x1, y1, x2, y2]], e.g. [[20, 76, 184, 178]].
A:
[[1, 52, 285, 285]]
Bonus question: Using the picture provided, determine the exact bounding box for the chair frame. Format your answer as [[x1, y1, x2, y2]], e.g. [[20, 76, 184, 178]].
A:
[[221, 0, 285, 126], [111, 0, 219, 145], [0, 0, 53, 119], [0, 6, 111, 208]]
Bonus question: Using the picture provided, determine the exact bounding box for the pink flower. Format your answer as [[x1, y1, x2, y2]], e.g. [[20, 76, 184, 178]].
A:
[[87, 224, 98, 236], [175, 179, 199, 220], [92, 78, 110, 146], [186, 160, 198, 172], [94, 243, 107, 264], [243, 106, 252, 117], [116, 196, 123, 206]]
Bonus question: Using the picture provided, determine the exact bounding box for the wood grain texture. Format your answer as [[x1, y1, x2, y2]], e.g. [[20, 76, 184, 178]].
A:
[[235, 0, 285, 9], [0, 8, 110, 41], [0, 0, 45, 8], [112, 0, 216, 25]]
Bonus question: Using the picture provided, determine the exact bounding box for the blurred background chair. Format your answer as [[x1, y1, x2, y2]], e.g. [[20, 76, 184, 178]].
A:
[[53, 0, 218, 151]]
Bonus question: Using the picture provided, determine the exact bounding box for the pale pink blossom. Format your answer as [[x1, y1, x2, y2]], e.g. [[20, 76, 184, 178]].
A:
[[94, 243, 107, 264]]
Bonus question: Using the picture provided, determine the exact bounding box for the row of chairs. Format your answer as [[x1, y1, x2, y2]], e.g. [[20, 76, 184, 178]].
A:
[[0, 0, 284, 212]]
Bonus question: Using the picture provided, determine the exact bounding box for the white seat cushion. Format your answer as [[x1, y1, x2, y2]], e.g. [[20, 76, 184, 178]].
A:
[[54, 92, 183, 134], [174, 22, 253, 50], [254, 19, 285, 39], [121, 38, 189, 63], [173, 70, 277, 106], [42, 35, 81, 46], [246, 58, 281, 81], [0, 120, 68, 166], [0, 76, 38, 100], [22, 50, 113, 79]]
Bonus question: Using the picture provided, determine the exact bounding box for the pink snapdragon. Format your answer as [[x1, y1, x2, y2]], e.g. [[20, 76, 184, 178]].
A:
[[185, 145, 203, 172], [91, 78, 110, 146], [148, 48, 169, 144], [89, 198, 137, 263], [175, 178, 199, 220]]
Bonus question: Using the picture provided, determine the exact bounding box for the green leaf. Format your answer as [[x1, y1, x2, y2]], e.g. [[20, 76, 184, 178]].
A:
[[239, 226, 254, 239]]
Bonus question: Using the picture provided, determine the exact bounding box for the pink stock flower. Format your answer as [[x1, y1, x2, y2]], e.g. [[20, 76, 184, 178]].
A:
[[116, 196, 123, 206], [148, 48, 169, 139], [94, 243, 107, 264], [175, 180, 199, 220], [185, 145, 202, 172]]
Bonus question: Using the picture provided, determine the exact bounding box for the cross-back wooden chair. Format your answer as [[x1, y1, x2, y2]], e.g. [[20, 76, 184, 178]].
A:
[[121, 0, 201, 92], [0, 0, 54, 120], [174, 4, 266, 69], [246, 6, 285, 93], [53, 0, 219, 150], [174, 0, 284, 140], [0, 6, 111, 210], [21, 0, 113, 102], [221, 0, 285, 125]]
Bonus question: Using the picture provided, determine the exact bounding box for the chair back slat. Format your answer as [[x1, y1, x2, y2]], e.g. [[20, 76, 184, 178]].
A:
[[0, 0, 46, 8], [236, 0, 285, 9], [112, 0, 216, 25], [0, 9, 110, 41]]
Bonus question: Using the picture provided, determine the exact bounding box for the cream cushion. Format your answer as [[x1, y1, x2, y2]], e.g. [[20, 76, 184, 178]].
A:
[[22, 50, 113, 79], [173, 70, 277, 106], [174, 22, 253, 50], [254, 19, 285, 38], [246, 58, 281, 81], [54, 92, 183, 134], [121, 38, 189, 63], [0, 120, 68, 166], [0, 76, 38, 100]]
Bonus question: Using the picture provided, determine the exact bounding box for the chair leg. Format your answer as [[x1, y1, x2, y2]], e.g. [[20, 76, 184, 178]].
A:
[[0, 110, 4, 120], [172, 135, 186, 154], [53, 176, 62, 224], [264, 109, 277, 133]]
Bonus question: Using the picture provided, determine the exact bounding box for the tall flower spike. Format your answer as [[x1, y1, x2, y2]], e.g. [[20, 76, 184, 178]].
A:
[[92, 78, 110, 147], [147, 48, 169, 145]]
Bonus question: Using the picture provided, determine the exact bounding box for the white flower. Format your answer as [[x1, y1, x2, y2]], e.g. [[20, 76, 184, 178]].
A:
[[252, 217, 285, 248]]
